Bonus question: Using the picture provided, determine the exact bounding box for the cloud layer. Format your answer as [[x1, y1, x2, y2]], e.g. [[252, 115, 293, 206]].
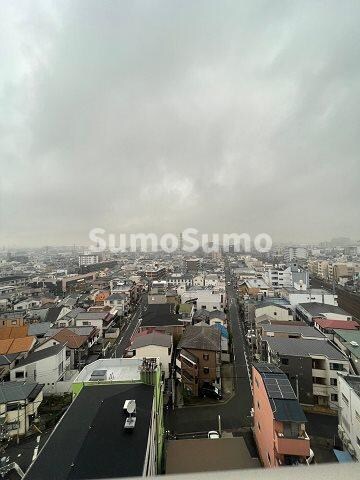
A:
[[1, 0, 360, 246]]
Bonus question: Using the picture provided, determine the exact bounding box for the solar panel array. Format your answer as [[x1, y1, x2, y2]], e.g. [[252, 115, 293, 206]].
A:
[[263, 374, 296, 400], [254, 363, 283, 374]]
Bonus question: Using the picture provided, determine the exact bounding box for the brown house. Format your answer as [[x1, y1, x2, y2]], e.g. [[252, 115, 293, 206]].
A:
[[177, 325, 221, 396]]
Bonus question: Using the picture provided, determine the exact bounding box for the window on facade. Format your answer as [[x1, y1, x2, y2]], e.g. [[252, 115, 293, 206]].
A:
[[281, 358, 289, 365], [15, 371, 24, 379], [257, 401, 260, 409], [331, 394, 338, 402], [203, 367, 209, 374], [267, 453, 271, 465], [342, 393, 349, 406], [258, 422, 261, 431], [203, 354, 209, 361], [330, 378, 337, 386], [330, 363, 344, 371], [356, 411, 360, 423]]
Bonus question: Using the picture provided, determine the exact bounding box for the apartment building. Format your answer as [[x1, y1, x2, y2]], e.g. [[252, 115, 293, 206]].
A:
[[337, 374, 360, 461], [262, 337, 350, 410], [283, 288, 338, 307], [176, 325, 221, 396], [180, 287, 226, 311], [295, 302, 351, 325], [255, 303, 293, 321], [78, 254, 99, 267], [252, 363, 310, 467]]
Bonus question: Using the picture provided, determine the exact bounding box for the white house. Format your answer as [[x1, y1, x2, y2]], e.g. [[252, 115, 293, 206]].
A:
[[338, 374, 360, 460], [283, 287, 338, 307], [13, 298, 42, 312], [0, 382, 44, 437], [180, 287, 226, 311], [10, 343, 67, 395], [255, 303, 293, 321], [104, 293, 129, 315], [128, 332, 173, 378]]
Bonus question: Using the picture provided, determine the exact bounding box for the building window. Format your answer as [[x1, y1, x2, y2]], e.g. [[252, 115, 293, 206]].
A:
[[15, 371, 24, 379], [281, 358, 289, 365], [7, 422, 20, 432], [331, 394, 338, 402], [203, 354, 209, 361], [355, 411, 360, 423], [258, 422, 261, 431], [357, 437, 360, 447], [203, 367, 209, 374], [330, 378, 337, 386], [330, 363, 344, 371], [267, 453, 271, 465], [342, 393, 349, 406], [257, 401, 260, 409]]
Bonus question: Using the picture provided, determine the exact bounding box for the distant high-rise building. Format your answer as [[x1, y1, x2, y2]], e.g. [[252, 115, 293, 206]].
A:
[[79, 253, 99, 267], [284, 247, 308, 262]]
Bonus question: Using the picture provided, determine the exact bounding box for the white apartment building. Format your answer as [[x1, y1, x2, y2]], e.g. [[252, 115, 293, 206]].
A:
[[180, 287, 226, 311], [283, 287, 338, 307], [78, 254, 99, 267], [338, 374, 360, 460]]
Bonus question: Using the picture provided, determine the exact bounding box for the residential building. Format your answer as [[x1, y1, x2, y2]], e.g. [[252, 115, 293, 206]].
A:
[[262, 337, 350, 410], [185, 258, 200, 272], [176, 325, 221, 396], [333, 330, 360, 375], [283, 288, 338, 307], [129, 331, 173, 378], [25, 358, 164, 479], [295, 302, 352, 325], [139, 303, 184, 342], [337, 374, 360, 460], [255, 303, 293, 322], [104, 293, 129, 315], [78, 254, 99, 267], [180, 287, 226, 311], [0, 382, 44, 438], [252, 363, 310, 467], [10, 343, 67, 395], [239, 279, 273, 298], [314, 318, 360, 340]]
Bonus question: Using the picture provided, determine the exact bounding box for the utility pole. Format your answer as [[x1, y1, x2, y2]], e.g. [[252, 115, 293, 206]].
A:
[[218, 414, 222, 437], [17, 402, 20, 445]]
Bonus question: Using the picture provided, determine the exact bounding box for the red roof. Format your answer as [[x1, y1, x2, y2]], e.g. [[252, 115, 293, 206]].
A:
[[314, 318, 360, 330]]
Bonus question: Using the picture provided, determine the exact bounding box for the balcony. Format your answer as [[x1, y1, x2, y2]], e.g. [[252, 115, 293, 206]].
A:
[[274, 431, 310, 457]]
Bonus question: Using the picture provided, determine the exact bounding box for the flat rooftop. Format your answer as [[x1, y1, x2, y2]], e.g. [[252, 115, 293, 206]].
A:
[[25, 383, 154, 479], [73, 358, 144, 383], [166, 437, 259, 474], [264, 337, 346, 361]]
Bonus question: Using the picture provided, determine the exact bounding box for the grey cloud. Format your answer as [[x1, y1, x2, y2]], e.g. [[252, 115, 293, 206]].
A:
[[1, 0, 360, 246]]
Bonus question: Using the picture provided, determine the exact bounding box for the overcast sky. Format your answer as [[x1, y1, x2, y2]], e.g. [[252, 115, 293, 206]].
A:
[[1, 0, 360, 247]]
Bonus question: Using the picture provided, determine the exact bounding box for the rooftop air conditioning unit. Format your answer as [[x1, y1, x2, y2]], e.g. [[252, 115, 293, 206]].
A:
[[350, 341, 359, 347]]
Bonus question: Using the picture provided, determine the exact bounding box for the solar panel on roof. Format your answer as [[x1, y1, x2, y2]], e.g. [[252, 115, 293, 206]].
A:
[[263, 376, 296, 400]]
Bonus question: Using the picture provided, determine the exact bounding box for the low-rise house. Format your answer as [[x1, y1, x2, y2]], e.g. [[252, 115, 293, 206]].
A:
[[239, 279, 273, 298], [260, 324, 325, 341], [337, 374, 360, 460], [314, 318, 360, 340], [193, 309, 227, 326], [295, 302, 352, 325], [10, 343, 67, 395], [13, 298, 41, 312], [255, 303, 293, 321], [180, 287, 226, 311], [139, 304, 184, 342], [252, 363, 310, 467], [262, 337, 350, 410], [283, 287, 338, 307], [104, 293, 129, 315], [176, 325, 221, 396], [0, 382, 44, 438], [129, 331, 173, 378], [39, 326, 99, 370]]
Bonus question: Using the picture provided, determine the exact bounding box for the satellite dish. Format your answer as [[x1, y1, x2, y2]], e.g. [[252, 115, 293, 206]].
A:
[[126, 400, 136, 414]]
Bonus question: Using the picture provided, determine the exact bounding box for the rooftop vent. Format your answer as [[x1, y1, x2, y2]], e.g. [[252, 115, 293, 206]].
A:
[[89, 369, 107, 381], [350, 341, 359, 347]]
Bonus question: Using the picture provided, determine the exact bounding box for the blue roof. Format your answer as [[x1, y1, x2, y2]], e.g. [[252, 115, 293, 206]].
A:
[[214, 324, 229, 338], [333, 449, 353, 463]]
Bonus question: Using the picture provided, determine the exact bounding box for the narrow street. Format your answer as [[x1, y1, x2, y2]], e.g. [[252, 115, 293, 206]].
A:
[[166, 263, 253, 434]]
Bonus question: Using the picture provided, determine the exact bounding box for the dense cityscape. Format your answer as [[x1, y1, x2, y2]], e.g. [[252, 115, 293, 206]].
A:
[[0, 239, 359, 477]]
